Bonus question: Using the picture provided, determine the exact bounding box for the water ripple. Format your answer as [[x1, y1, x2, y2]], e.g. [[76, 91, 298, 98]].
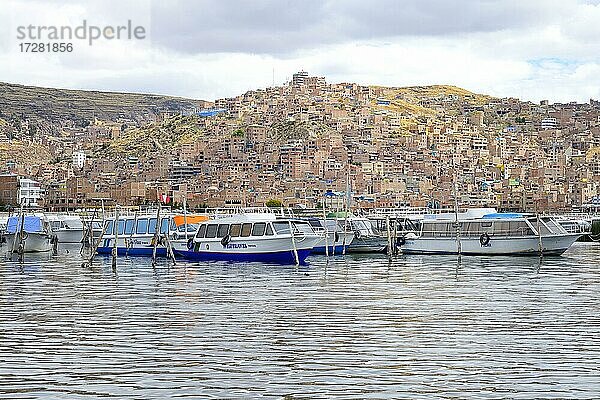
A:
[[1, 243, 599, 398]]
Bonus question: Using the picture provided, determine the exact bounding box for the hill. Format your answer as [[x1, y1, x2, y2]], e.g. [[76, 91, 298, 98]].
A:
[[0, 81, 209, 125]]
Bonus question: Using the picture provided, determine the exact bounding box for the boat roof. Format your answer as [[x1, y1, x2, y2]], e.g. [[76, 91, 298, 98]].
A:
[[6, 215, 46, 233], [481, 212, 524, 219]]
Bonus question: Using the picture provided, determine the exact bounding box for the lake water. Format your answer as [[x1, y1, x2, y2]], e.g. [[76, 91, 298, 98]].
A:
[[1, 242, 599, 399]]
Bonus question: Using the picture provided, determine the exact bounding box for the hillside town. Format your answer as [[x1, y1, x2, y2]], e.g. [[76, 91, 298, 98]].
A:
[[1, 72, 600, 212]]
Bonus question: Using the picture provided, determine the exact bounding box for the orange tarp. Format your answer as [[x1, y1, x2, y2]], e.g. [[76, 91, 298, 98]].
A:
[[173, 215, 209, 226]]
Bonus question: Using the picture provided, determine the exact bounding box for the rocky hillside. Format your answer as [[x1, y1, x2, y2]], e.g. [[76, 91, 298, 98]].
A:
[[0, 81, 209, 125]]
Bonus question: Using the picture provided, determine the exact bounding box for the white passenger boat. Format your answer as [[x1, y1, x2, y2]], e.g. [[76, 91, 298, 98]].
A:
[[400, 209, 582, 256], [174, 213, 322, 264], [5, 214, 56, 253], [48, 214, 84, 243], [305, 218, 355, 254], [96, 213, 175, 257]]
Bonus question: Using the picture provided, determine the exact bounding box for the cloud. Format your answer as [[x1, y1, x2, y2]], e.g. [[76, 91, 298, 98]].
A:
[[149, 0, 569, 54], [1, 0, 599, 104]]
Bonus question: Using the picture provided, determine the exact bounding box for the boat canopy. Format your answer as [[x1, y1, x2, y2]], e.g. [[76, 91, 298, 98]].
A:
[[172, 215, 209, 226], [482, 213, 524, 219], [6, 216, 44, 233]]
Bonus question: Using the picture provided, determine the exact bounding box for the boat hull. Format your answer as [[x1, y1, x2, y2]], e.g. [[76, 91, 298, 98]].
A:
[[174, 235, 320, 265], [55, 229, 83, 243], [174, 248, 312, 264], [96, 246, 167, 257], [347, 236, 388, 253], [311, 231, 355, 254], [95, 237, 168, 257], [401, 234, 582, 256], [6, 233, 53, 253]]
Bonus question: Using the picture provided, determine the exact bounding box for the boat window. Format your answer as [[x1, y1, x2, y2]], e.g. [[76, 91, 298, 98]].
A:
[[494, 221, 509, 235], [205, 224, 218, 238], [230, 223, 241, 237], [509, 221, 532, 236], [293, 221, 314, 234], [185, 223, 198, 233], [542, 217, 562, 233], [252, 222, 266, 236], [136, 219, 148, 234], [265, 223, 274, 236], [241, 223, 252, 237], [170, 219, 177, 231], [307, 219, 322, 228], [117, 219, 125, 235], [105, 220, 114, 235], [196, 224, 207, 238], [272, 221, 291, 234], [125, 219, 135, 235], [217, 224, 230, 237], [148, 218, 157, 234], [160, 218, 170, 234], [324, 220, 337, 231]]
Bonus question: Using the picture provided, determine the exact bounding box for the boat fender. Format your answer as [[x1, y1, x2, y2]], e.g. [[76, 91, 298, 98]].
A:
[[354, 230, 362, 239], [187, 238, 194, 250], [221, 234, 231, 247], [479, 233, 490, 246], [172, 232, 179, 240], [396, 236, 406, 246], [334, 232, 340, 242]]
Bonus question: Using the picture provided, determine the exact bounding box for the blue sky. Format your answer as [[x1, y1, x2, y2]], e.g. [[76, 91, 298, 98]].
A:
[[1, 0, 600, 102]]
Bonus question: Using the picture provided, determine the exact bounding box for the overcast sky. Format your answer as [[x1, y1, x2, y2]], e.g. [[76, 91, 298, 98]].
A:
[[1, 0, 600, 102]]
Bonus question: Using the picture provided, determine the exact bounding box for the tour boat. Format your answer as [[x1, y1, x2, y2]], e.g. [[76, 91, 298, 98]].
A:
[[305, 218, 355, 254], [173, 213, 322, 264], [400, 208, 582, 256], [95, 213, 175, 256], [48, 214, 84, 243], [5, 214, 56, 253]]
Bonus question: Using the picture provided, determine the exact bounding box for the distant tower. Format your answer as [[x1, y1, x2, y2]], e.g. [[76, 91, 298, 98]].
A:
[[292, 71, 309, 86]]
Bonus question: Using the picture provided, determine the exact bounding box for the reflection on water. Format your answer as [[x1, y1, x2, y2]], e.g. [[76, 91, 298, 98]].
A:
[[1, 243, 599, 398]]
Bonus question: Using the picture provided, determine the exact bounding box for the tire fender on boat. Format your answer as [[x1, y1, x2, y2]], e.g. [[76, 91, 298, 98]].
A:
[[479, 233, 491, 246], [221, 234, 231, 247], [187, 238, 194, 250]]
